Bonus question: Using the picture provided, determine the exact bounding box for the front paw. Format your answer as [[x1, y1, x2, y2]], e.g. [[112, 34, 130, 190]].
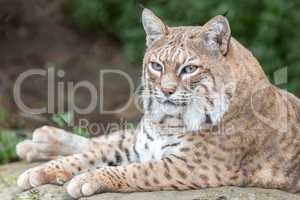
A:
[[17, 126, 90, 162], [67, 171, 109, 198], [16, 126, 63, 162], [17, 162, 72, 190]]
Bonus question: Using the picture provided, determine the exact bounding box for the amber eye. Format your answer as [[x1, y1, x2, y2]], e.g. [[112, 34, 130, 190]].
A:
[[150, 62, 163, 72], [180, 65, 198, 75]]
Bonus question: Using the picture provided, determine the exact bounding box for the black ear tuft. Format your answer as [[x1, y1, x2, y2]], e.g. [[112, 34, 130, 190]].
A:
[[136, 1, 145, 16], [138, 2, 145, 10], [222, 9, 230, 17]]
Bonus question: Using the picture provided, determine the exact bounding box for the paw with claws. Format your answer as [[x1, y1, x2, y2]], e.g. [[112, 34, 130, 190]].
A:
[[67, 170, 111, 198], [17, 161, 72, 190]]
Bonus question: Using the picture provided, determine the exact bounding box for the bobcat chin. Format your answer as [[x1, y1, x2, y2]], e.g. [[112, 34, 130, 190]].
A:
[[16, 8, 300, 199]]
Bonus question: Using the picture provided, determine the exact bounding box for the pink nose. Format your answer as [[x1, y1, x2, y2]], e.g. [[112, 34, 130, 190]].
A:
[[161, 87, 176, 96]]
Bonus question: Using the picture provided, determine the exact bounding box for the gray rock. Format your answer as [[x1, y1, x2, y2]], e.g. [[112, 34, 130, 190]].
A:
[[0, 162, 41, 200], [88, 187, 300, 200], [1, 162, 299, 200], [15, 185, 71, 200]]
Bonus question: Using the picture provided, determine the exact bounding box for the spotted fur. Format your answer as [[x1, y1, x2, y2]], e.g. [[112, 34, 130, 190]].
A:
[[17, 8, 300, 198]]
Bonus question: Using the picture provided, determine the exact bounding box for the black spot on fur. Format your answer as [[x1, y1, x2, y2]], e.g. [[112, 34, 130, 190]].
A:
[[124, 148, 131, 162], [115, 151, 123, 165], [108, 161, 117, 166], [161, 142, 181, 150]]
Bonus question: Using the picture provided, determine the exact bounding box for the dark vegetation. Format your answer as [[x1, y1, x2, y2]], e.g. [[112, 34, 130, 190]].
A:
[[65, 0, 300, 93]]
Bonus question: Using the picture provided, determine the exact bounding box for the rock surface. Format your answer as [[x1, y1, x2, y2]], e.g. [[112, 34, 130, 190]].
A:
[[1, 162, 299, 200]]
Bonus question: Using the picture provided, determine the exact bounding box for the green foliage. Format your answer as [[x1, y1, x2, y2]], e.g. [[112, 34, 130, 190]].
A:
[[52, 112, 74, 128], [0, 131, 22, 164], [0, 107, 8, 123], [64, 0, 300, 94], [72, 126, 90, 138], [52, 112, 90, 138], [0, 112, 90, 164]]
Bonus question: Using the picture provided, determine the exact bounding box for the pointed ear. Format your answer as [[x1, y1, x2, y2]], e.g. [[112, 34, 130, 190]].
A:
[[202, 15, 231, 55], [142, 8, 168, 47]]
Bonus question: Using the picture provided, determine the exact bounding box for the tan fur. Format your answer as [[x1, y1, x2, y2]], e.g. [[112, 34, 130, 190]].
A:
[[16, 8, 300, 198]]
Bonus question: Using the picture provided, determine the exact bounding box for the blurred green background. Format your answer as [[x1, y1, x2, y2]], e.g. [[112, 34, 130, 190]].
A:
[[0, 0, 299, 164], [65, 0, 300, 92]]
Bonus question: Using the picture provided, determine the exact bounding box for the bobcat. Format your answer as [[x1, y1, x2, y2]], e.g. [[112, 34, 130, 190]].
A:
[[16, 8, 300, 198]]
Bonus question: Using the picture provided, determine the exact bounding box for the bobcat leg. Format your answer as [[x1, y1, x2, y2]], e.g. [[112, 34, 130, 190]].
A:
[[66, 154, 238, 198], [17, 126, 91, 162], [17, 129, 138, 190], [17, 151, 102, 190]]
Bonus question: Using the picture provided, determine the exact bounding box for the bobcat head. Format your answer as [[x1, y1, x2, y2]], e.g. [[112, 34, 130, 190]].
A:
[[141, 9, 236, 132]]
